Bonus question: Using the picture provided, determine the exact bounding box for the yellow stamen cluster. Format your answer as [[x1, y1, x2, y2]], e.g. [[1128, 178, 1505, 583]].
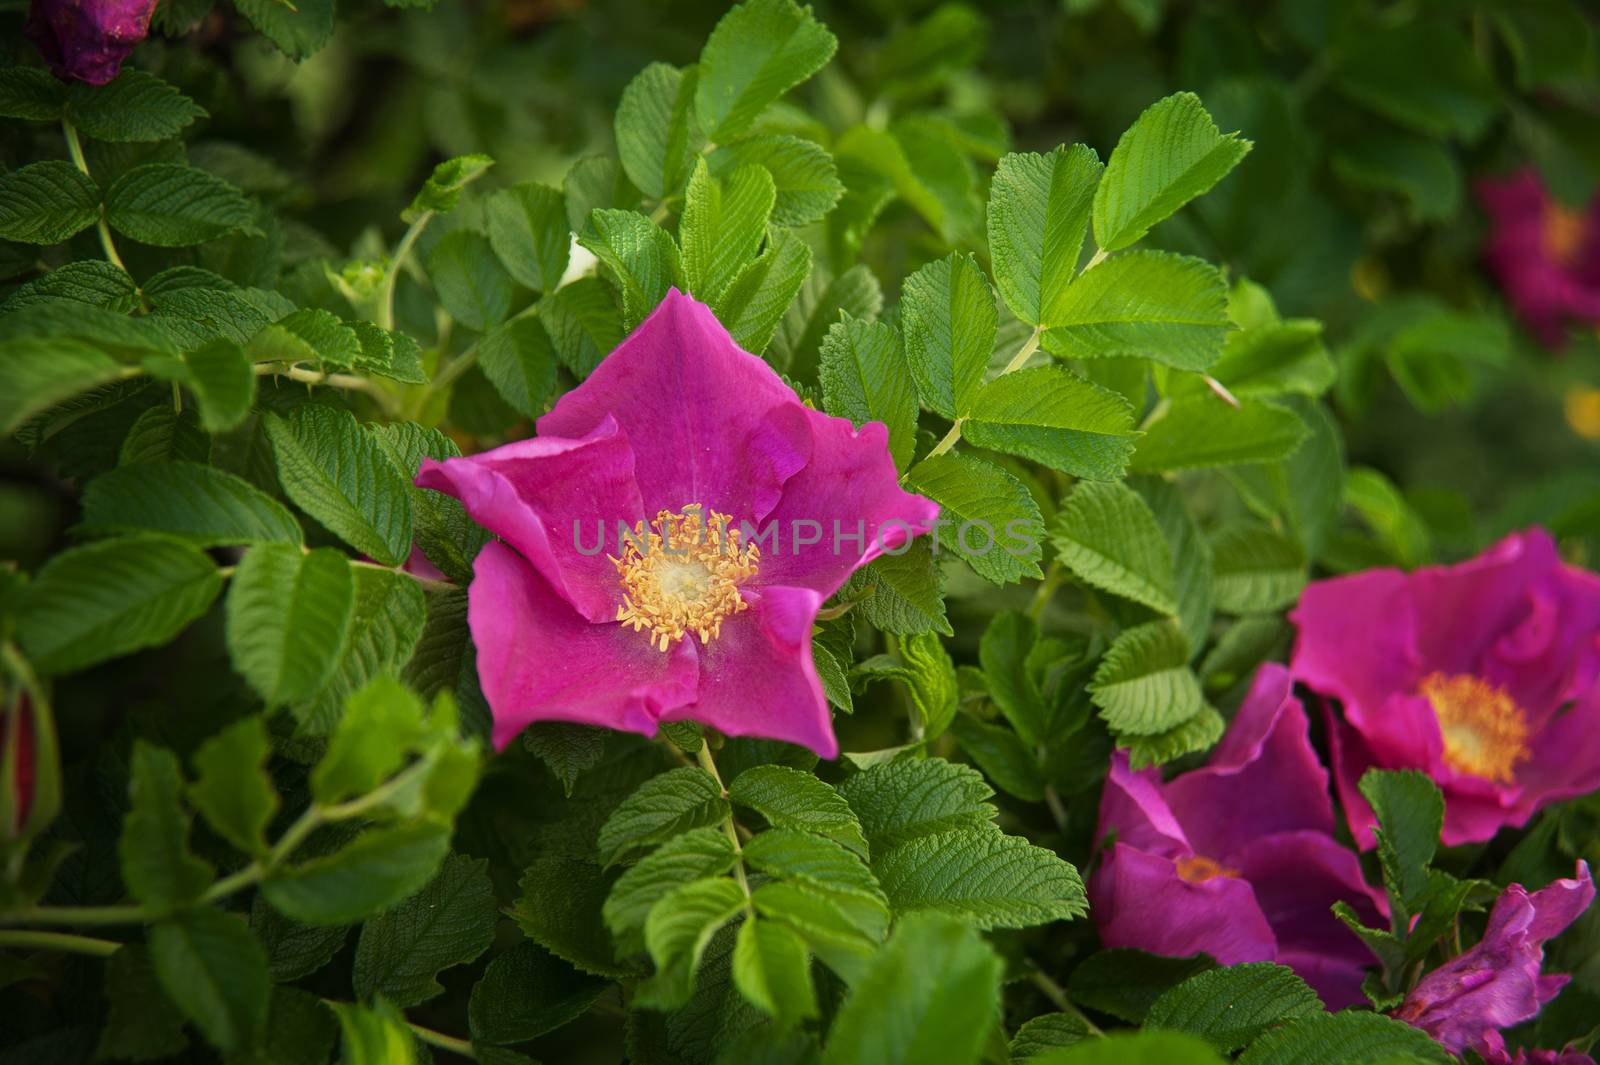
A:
[[612, 505, 759, 652], [1176, 855, 1239, 883], [1419, 672, 1531, 784], [1542, 201, 1588, 266]]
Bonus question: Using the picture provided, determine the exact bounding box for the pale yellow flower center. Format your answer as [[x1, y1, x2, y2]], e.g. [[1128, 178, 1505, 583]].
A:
[[1419, 672, 1531, 784], [612, 505, 759, 652]]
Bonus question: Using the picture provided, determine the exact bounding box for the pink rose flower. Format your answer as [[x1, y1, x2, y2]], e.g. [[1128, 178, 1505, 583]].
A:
[[417, 290, 938, 757], [1394, 862, 1594, 1062], [1090, 664, 1387, 1009], [1291, 529, 1600, 848], [1476, 168, 1600, 349], [24, 0, 160, 86]]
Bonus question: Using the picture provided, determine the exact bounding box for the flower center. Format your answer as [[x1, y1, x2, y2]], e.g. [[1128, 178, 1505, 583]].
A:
[[1542, 201, 1588, 266], [612, 505, 760, 652], [1419, 672, 1531, 784], [1176, 855, 1239, 883]]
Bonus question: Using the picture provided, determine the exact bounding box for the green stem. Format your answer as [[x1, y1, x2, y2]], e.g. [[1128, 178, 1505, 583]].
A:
[[349, 558, 455, 594], [6, 904, 146, 927], [255, 363, 400, 417], [408, 1021, 476, 1059], [695, 744, 751, 902], [61, 119, 128, 274], [379, 212, 433, 332], [0, 929, 121, 957], [1026, 561, 1064, 620], [924, 325, 1043, 461], [1028, 970, 1103, 1036]]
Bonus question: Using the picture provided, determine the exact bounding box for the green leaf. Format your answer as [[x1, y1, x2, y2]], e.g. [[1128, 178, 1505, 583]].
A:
[[428, 230, 514, 332], [742, 828, 883, 898], [1052, 481, 1177, 614], [1201, 315, 1336, 399], [1010, 1013, 1092, 1062], [948, 713, 1046, 802], [637, 876, 748, 1008], [309, 675, 426, 803], [79, 461, 302, 548], [1136, 477, 1214, 652], [510, 857, 634, 978], [120, 741, 215, 913], [604, 827, 738, 946], [263, 823, 453, 926], [710, 135, 843, 226], [733, 916, 817, 1026], [1068, 949, 1216, 1024], [478, 315, 557, 419], [850, 540, 952, 636], [579, 208, 683, 329], [682, 159, 776, 304], [486, 182, 570, 291], [616, 63, 700, 200], [0, 160, 100, 244], [1093, 92, 1251, 252], [370, 421, 487, 583], [1333, 23, 1496, 142], [1123, 704, 1225, 770], [1031, 1032, 1226, 1064], [0, 338, 129, 434], [751, 879, 888, 980], [901, 251, 996, 419], [1041, 252, 1230, 370], [770, 262, 883, 380], [819, 913, 1001, 1065], [468, 942, 611, 1046], [293, 565, 427, 734], [2, 259, 138, 312], [904, 452, 1044, 585], [65, 70, 206, 143], [155, 339, 258, 432], [1, 299, 179, 355], [234, 0, 335, 58], [715, 228, 812, 356], [1145, 963, 1322, 1053], [963, 366, 1138, 481], [17, 535, 222, 676], [1130, 397, 1307, 473], [1495, 0, 1595, 90], [259, 987, 341, 1065], [838, 757, 995, 850], [120, 405, 210, 466], [225, 544, 355, 707], [252, 893, 349, 982], [695, 0, 838, 142], [403, 154, 494, 222], [105, 164, 259, 247], [264, 406, 414, 566], [1209, 525, 1307, 614], [1089, 621, 1205, 737], [523, 723, 607, 797], [539, 276, 624, 379], [248, 307, 362, 369], [325, 997, 416, 1065], [728, 765, 868, 856], [978, 611, 1050, 745], [819, 313, 918, 473], [1360, 768, 1444, 929], [988, 145, 1103, 327], [188, 716, 278, 859], [149, 908, 270, 1054], [872, 825, 1086, 929], [1234, 1011, 1452, 1065], [598, 767, 731, 867], [353, 853, 498, 1007], [98, 946, 190, 1062], [0, 67, 62, 121]]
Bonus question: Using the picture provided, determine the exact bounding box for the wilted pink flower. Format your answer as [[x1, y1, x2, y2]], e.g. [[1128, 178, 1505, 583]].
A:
[[1394, 862, 1594, 1062], [417, 290, 938, 758], [1291, 529, 1600, 848], [24, 0, 159, 86], [1477, 168, 1600, 349], [1090, 664, 1387, 1009]]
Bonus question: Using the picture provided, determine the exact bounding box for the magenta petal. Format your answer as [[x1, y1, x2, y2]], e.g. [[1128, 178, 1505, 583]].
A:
[[1164, 665, 1336, 857], [1411, 531, 1558, 676], [1526, 861, 1597, 940], [754, 414, 940, 598], [1097, 750, 1190, 857], [468, 541, 697, 750], [537, 289, 811, 522], [417, 416, 643, 622], [1089, 843, 1277, 965], [663, 584, 837, 759], [25, 0, 157, 85], [1290, 567, 1420, 733]]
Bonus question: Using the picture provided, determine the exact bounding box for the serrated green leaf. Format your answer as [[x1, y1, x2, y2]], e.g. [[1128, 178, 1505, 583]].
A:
[[523, 723, 607, 797], [818, 312, 916, 472], [1145, 963, 1321, 1053], [604, 827, 737, 946], [0, 67, 62, 121], [235, 0, 334, 58], [1130, 396, 1307, 472], [310, 675, 426, 803], [79, 461, 302, 547], [325, 997, 416, 1065], [978, 611, 1050, 746], [353, 853, 497, 1007], [1041, 252, 1230, 370], [17, 534, 222, 675], [850, 539, 952, 636], [1010, 1012, 1092, 1062], [1209, 524, 1306, 613], [948, 713, 1046, 802], [1234, 1010, 1452, 1065], [1093, 92, 1251, 252], [0, 338, 130, 435], [188, 716, 278, 859], [1089, 621, 1205, 737], [733, 916, 817, 1026], [292, 565, 428, 735], [485, 182, 570, 292], [751, 879, 888, 981], [478, 315, 557, 418], [151, 339, 257, 432], [598, 767, 730, 867], [225, 544, 355, 707], [263, 405, 413, 566], [1053, 480, 1176, 615], [428, 229, 513, 332], [709, 135, 843, 226], [539, 277, 623, 379], [682, 159, 776, 304], [616, 63, 700, 200], [637, 876, 748, 1009], [1124, 704, 1225, 770], [263, 822, 453, 926], [1, 259, 138, 312], [838, 757, 996, 850], [120, 741, 215, 913], [579, 208, 683, 329], [901, 251, 996, 419], [403, 154, 494, 222], [510, 856, 635, 978], [905, 452, 1043, 585], [370, 421, 487, 583], [1333, 23, 1496, 142], [1068, 949, 1217, 1024], [728, 765, 868, 856], [149, 908, 269, 1054], [872, 825, 1086, 929], [468, 941, 611, 1046], [695, 0, 838, 142], [989, 145, 1103, 327], [963, 366, 1138, 481], [119, 405, 211, 466], [715, 228, 811, 356], [769, 262, 883, 380], [1360, 768, 1444, 929], [248, 307, 363, 369], [742, 828, 883, 899], [106, 164, 259, 247], [66, 70, 206, 143], [1, 299, 179, 354], [0, 160, 100, 244]]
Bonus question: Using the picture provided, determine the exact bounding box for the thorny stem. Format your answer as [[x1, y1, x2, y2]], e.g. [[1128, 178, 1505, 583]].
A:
[[255, 362, 401, 417], [924, 323, 1046, 461], [61, 119, 128, 274], [695, 744, 752, 903], [0, 930, 122, 957]]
